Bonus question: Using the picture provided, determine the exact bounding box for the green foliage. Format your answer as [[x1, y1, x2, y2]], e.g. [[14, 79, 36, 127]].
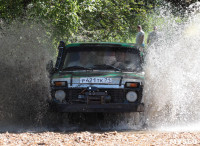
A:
[[0, 0, 162, 45], [27, 0, 81, 44], [0, 0, 24, 21]]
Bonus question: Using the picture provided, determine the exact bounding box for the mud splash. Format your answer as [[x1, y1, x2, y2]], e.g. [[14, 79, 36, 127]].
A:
[[143, 5, 200, 131], [0, 21, 54, 128]]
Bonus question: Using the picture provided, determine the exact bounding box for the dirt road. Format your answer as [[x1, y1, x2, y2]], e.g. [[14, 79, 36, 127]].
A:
[[0, 131, 199, 145]]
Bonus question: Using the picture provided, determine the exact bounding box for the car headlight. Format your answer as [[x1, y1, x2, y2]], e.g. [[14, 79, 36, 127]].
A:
[[55, 90, 66, 102], [126, 91, 137, 102]]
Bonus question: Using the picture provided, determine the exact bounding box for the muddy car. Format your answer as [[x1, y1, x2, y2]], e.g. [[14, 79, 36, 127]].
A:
[[47, 42, 144, 113]]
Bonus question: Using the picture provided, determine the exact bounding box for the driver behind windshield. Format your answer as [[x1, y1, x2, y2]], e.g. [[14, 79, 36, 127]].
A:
[[114, 51, 141, 71], [103, 51, 117, 66], [113, 51, 126, 69]]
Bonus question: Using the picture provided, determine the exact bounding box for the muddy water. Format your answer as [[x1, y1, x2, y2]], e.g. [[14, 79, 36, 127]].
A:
[[143, 9, 200, 131], [0, 22, 54, 129]]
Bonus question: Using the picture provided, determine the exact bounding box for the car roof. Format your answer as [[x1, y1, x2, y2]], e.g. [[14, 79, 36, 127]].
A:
[[65, 42, 137, 48]]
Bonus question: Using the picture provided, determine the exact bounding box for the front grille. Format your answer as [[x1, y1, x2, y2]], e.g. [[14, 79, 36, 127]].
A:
[[99, 89, 125, 103], [66, 88, 125, 103], [67, 89, 82, 101]]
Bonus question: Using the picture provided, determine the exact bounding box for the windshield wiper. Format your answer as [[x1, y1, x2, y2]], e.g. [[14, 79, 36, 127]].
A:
[[62, 66, 92, 71], [92, 64, 121, 71]]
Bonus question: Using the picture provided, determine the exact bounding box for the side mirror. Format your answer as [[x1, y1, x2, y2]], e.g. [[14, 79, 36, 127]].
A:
[[46, 60, 54, 74]]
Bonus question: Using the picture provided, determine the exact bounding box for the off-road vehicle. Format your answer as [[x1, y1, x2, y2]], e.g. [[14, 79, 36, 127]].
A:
[[47, 41, 144, 113]]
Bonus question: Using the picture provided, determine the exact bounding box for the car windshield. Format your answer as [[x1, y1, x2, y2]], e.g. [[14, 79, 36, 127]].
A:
[[62, 47, 142, 71]]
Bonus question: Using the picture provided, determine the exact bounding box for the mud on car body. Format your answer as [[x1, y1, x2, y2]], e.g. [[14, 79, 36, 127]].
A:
[[47, 41, 144, 113]]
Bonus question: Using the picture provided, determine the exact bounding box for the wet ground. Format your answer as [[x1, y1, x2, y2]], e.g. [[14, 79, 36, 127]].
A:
[[0, 130, 199, 145], [0, 113, 199, 145]]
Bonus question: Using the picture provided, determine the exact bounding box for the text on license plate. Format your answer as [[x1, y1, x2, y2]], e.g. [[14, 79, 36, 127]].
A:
[[80, 77, 112, 83]]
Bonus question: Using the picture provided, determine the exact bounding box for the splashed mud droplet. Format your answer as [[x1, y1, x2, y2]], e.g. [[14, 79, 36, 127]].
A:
[[144, 8, 200, 131]]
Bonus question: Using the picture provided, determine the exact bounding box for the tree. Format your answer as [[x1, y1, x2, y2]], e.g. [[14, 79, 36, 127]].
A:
[[0, 0, 35, 22], [0, 0, 176, 44]]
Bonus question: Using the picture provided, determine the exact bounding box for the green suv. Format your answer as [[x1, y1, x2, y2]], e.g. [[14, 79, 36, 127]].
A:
[[47, 41, 144, 113]]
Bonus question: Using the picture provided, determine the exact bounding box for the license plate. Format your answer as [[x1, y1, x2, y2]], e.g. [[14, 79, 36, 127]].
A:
[[80, 77, 112, 84]]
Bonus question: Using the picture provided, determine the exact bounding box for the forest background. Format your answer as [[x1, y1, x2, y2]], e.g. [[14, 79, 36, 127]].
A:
[[0, 0, 198, 47]]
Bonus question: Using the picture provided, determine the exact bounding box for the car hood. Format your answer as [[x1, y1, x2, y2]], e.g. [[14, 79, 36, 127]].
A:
[[51, 71, 144, 80]]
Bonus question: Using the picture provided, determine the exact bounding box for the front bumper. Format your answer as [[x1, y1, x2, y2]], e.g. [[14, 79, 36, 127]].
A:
[[49, 102, 144, 113]]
